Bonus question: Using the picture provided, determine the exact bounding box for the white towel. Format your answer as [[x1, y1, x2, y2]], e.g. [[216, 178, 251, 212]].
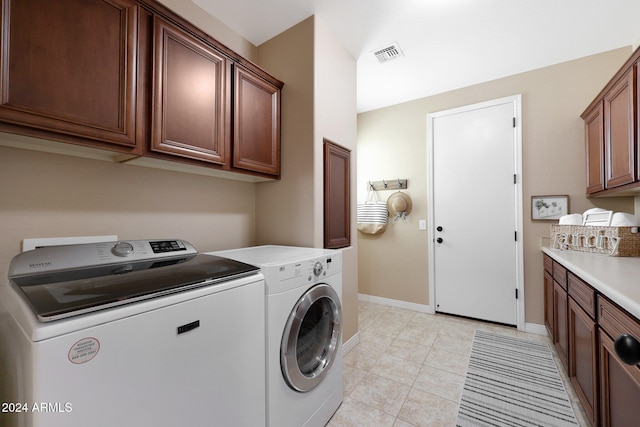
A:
[[558, 213, 583, 225], [610, 212, 640, 226]]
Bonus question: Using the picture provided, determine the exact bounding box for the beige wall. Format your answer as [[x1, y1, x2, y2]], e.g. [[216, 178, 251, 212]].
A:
[[357, 47, 635, 326], [255, 17, 316, 247], [256, 17, 359, 342], [313, 17, 359, 342], [157, 0, 258, 61], [0, 145, 257, 277]]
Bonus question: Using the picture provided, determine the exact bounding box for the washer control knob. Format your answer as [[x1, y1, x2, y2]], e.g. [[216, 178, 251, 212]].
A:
[[112, 241, 134, 257], [313, 261, 323, 277]]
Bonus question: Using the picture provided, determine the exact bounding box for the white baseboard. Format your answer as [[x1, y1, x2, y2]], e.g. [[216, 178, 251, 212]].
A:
[[524, 323, 549, 336], [358, 293, 434, 314], [342, 332, 360, 355], [359, 293, 549, 336]]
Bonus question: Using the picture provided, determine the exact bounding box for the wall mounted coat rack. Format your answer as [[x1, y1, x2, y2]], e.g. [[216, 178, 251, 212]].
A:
[[368, 179, 408, 191]]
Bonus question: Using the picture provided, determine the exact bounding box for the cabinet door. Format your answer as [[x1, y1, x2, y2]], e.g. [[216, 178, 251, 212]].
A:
[[554, 280, 569, 371], [0, 0, 138, 149], [233, 65, 281, 176], [604, 67, 636, 189], [599, 331, 640, 427], [544, 270, 554, 337], [151, 16, 229, 165], [584, 101, 605, 194], [323, 140, 350, 249], [568, 298, 598, 426]]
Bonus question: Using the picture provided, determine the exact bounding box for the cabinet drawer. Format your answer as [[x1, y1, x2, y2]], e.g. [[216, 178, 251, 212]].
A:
[[553, 261, 567, 290], [598, 296, 640, 340], [568, 272, 596, 319], [543, 254, 553, 274]]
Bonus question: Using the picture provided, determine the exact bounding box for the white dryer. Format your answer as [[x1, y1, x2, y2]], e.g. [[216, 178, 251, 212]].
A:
[[213, 246, 342, 427]]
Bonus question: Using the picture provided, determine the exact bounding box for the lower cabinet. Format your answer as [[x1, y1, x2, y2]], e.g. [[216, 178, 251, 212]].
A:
[[544, 252, 640, 427], [568, 297, 598, 425], [554, 281, 569, 371], [544, 268, 554, 336], [598, 296, 640, 427], [599, 332, 640, 427]]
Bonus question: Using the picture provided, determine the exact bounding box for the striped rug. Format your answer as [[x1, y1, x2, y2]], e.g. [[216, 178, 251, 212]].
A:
[[456, 331, 579, 427]]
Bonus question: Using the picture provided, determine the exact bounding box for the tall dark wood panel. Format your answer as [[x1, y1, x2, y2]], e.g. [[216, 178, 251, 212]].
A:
[[150, 16, 229, 165], [0, 0, 139, 150], [323, 140, 350, 249]]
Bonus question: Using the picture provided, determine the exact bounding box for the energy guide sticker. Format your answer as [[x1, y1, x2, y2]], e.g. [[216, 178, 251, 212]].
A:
[[68, 337, 100, 364]]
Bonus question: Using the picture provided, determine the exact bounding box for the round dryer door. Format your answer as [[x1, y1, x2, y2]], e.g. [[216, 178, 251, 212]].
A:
[[281, 283, 342, 392]]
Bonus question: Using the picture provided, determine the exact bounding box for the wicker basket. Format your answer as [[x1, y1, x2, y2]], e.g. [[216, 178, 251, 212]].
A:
[[550, 224, 640, 256]]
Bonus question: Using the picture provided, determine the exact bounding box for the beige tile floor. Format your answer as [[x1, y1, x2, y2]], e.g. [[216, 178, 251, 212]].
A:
[[328, 300, 589, 427]]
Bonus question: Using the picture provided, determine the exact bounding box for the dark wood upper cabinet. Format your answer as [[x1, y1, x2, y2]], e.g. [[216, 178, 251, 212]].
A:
[[584, 102, 605, 194], [0, 0, 139, 151], [603, 67, 636, 189], [582, 47, 640, 196], [0, 0, 283, 180], [150, 16, 230, 165], [232, 65, 281, 176]]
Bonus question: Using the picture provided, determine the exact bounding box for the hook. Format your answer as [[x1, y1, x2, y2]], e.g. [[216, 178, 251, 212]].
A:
[[398, 178, 402, 189], [383, 179, 388, 188]]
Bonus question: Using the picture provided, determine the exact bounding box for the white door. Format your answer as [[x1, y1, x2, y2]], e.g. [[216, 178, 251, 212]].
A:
[[428, 96, 523, 326]]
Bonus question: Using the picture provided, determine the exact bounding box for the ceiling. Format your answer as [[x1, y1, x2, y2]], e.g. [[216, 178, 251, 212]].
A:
[[192, 0, 640, 112]]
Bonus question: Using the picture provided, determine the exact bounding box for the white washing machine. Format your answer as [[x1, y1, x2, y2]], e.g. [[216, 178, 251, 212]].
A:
[[213, 246, 343, 427], [0, 240, 266, 427]]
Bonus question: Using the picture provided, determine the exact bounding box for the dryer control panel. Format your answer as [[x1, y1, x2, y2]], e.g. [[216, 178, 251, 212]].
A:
[[277, 256, 341, 284]]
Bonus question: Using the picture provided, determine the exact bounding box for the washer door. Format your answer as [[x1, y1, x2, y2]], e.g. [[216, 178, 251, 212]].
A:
[[281, 283, 342, 392]]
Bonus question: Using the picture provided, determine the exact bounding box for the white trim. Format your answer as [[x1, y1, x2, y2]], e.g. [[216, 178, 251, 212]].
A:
[[358, 293, 434, 314], [341, 332, 360, 355], [427, 95, 525, 331], [524, 323, 549, 336]]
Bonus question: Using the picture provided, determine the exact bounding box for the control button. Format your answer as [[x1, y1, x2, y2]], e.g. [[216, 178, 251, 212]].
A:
[[313, 261, 323, 276], [111, 241, 134, 257]]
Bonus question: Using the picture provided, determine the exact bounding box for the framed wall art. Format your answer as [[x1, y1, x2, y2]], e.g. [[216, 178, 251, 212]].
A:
[[531, 195, 569, 221]]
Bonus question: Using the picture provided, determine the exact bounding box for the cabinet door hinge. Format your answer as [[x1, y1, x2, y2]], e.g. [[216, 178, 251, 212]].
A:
[[513, 117, 517, 128], [515, 289, 519, 299], [513, 174, 517, 184], [515, 231, 517, 241]]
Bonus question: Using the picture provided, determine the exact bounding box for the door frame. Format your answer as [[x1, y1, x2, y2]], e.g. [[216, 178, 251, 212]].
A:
[[426, 94, 524, 330]]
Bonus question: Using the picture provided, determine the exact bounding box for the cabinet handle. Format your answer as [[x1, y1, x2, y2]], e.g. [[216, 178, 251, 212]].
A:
[[436, 237, 443, 243], [614, 334, 640, 365], [436, 226, 443, 232]]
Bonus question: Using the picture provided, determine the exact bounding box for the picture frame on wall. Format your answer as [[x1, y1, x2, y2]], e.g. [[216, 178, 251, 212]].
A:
[[531, 195, 569, 221]]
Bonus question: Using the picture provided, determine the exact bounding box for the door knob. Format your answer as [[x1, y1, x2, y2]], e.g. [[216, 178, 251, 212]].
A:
[[614, 334, 640, 365], [436, 226, 443, 232], [436, 237, 443, 243]]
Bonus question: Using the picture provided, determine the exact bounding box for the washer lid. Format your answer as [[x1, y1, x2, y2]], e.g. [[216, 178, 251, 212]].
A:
[[10, 253, 259, 322]]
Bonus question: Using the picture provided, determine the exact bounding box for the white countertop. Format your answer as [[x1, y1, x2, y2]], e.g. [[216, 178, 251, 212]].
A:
[[542, 245, 640, 320]]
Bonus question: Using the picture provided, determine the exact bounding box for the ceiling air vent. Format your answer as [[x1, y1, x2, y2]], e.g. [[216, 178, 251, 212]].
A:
[[372, 42, 404, 63]]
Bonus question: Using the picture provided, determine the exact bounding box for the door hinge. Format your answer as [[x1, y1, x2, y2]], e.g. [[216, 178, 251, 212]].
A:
[[515, 289, 519, 299], [515, 231, 517, 241], [513, 117, 516, 127], [513, 174, 517, 184]]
